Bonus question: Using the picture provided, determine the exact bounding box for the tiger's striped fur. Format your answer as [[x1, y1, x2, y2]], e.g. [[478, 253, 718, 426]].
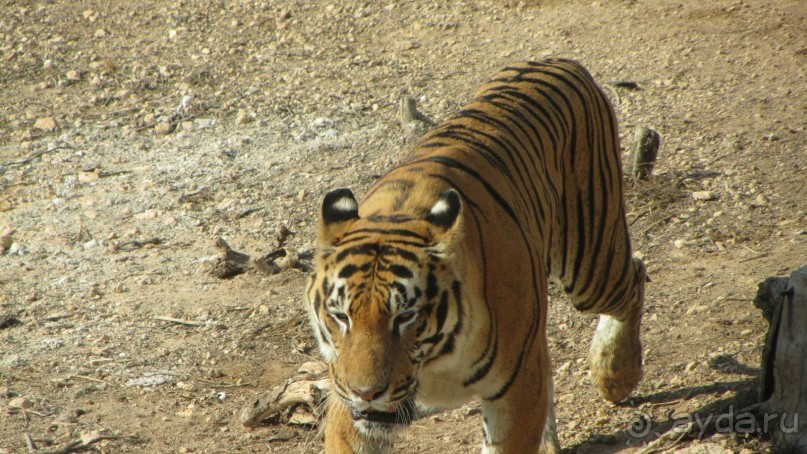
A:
[[306, 59, 647, 453]]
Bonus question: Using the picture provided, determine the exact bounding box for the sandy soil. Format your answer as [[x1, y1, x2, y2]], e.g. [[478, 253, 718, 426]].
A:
[[1, 0, 806, 452]]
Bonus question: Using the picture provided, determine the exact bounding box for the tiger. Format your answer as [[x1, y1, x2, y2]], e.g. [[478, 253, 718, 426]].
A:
[[305, 58, 647, 453]]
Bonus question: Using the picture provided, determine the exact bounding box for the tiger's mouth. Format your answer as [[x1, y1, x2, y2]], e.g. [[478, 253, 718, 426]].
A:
[[349, 398, 417, 426], [350, 408, 400, 425]]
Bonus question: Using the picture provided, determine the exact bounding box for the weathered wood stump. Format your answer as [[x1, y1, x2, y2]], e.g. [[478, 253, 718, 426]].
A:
[[753, 264, 807, 452], [629, 126, 660, 181], [399, 97, 435, 131]]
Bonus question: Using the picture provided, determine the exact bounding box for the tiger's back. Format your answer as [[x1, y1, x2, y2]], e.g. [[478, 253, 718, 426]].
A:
[[307, 59, 646, 453]]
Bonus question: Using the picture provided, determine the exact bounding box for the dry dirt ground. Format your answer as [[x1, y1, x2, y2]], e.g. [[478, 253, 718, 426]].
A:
[[1, 0, 806, 452]]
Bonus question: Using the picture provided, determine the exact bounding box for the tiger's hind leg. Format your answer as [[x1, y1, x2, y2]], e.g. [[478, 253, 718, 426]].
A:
[[540, 376, 560, 454], [589, 258, 646, 402]]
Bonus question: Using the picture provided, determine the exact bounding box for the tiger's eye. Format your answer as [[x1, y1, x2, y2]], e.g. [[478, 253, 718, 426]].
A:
[[393, 311, 416, 334], [333, 312, 350, 324]]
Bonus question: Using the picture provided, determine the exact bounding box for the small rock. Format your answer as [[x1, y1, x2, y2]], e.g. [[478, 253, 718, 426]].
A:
[[1, 230, 15, 252], [9, 397, 32, 409], [94, 28, 107, 38], [80, 430, 103, 445], [7, 243, 25, 255], [34, 116, 59, 131], [126, 374, 172, 387], [88, 285, 103, 298], [79, 171, 101, 183], [154, 122, 174, 135], [692, 191, 715, 201], [66, 70, 82, 81], [194, 118, 216, 129], [135, 210, 157, 220], [43, 59, 53, 69], [235, 109, 250, 125], [267, 429, 296, 442], [176, 382, 196, 392], [1, 354, 25, 368], [164, 216, 178, 225]]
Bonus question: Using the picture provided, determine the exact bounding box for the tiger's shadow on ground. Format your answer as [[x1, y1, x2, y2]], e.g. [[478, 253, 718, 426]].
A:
[[565, 356, 764, 453]]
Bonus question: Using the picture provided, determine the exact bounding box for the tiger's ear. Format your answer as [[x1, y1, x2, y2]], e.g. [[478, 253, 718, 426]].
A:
[[425, 189, 463, 249], [318, 188, 360, 246]]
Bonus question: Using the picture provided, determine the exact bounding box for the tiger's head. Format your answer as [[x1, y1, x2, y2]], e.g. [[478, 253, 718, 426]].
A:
[[305, 188, 464, 434]]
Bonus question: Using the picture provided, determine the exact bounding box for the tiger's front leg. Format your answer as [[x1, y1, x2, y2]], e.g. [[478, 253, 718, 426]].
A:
[[479, 337, 559, 453], [324, 391, 395, 454]]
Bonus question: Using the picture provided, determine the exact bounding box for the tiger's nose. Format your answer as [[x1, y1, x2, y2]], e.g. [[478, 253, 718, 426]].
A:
[[350, 383, 388, 402]]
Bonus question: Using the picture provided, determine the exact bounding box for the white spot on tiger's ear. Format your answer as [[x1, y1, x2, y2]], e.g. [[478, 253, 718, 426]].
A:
[[333, 196, 358, 212], [322, 188, 359, 225], [430, 199, 450, 216], [425, 189, 461, 229]]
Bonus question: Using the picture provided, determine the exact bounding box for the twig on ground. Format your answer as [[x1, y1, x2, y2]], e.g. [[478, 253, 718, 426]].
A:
[[647, 398, 683, 408], [113, 238, 163, 251], [98, 170, 133, 178], [637, 421, 694, 454], [39, 434, 139, 454], [24, 432, 36, 453], [234, 207, 263, 219], [742, 244, 761, 255], [740, 252, 769, 263], [70, 374, 115, 386], [629, 209, 650, 227], [196, 379, 253, 388], [2, 145, 76, 168], [154, 316, 206, 327], [603, 83, 622, 106]]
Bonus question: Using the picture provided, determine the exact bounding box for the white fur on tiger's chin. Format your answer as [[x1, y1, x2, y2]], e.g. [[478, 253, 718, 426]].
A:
[[352, 421, 397, 454]]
